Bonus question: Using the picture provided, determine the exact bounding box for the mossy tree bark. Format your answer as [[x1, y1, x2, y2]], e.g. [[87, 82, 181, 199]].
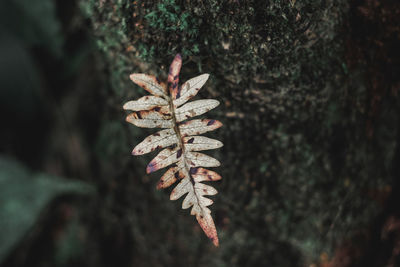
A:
[[4, 0, 396, 266]]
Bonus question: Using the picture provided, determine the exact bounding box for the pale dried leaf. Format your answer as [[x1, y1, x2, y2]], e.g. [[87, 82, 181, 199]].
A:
[[195, 182, 218, 196], [195, 209, 219, 246], [179, 119, 223, 137], [173, 74, 210, 107], [170, 176, 219, 246], [157, 163, 185, 189], [132, 129, 178, 155], [130, 73, 167, 97], [124, 54, 222, 246], [186, 152, 221, 167], [190, 167, 222, 182], [126, 109, 173, 128], [146, 146, 182, 173], [181, 188, 196, 209], [183, 136, 223, 151], [170, 177, 190, 200], [175, 99, 220, 122], [123, 96, 168, 111]]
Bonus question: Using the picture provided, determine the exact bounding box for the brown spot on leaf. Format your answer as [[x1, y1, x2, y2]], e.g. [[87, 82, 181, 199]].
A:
[[177, 149, 182, 158], [190, 167, 198, 174], [207, 120, 216, 126]]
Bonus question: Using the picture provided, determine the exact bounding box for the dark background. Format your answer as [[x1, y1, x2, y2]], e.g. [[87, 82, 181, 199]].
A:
[[0, 0, 400, 266]]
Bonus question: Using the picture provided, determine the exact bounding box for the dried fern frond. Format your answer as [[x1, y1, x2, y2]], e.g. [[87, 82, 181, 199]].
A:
[[123, 54, 223, 246]]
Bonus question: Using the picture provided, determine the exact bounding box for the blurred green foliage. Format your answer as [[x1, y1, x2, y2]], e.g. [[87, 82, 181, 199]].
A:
[[0, 0, 62, 119], [0, 0, 63, 56], [0, 157, 93, 263]]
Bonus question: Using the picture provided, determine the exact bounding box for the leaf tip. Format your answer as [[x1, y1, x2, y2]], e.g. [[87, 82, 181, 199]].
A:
[[197, 213, 219, 247], [146, 162, 157, 174], [169, 188, 179, 200], [131, 149, 140, 156], [168, 54, 183, 83], [211, 236, 219, 247], [206, 119, 223, 128], [156, 182, 163, 190], [123, 102, 130, 110], [215, 120, 223, 128], [129, 73, 139, 82], [125, 113, 133, 123], [217, 140, 224, 148]]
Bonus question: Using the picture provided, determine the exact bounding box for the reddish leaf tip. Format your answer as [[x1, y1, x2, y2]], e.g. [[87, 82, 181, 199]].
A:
[[125, 114, 133, 122], [146, 162, 157, 174], [129, 73, 139, 81], [211, 236, 219, 247], [168, 54, 183, 83]]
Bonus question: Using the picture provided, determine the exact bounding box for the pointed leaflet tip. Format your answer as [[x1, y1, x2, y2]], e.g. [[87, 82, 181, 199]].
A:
[[168, 54, 182, 83], [196, 211, 219, 247], [146, 162, 157, 174], [212, 236, 219, 247]]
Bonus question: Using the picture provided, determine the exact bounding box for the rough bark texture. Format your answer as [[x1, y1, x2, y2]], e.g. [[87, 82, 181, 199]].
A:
[[1, 0, 400, 266]]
